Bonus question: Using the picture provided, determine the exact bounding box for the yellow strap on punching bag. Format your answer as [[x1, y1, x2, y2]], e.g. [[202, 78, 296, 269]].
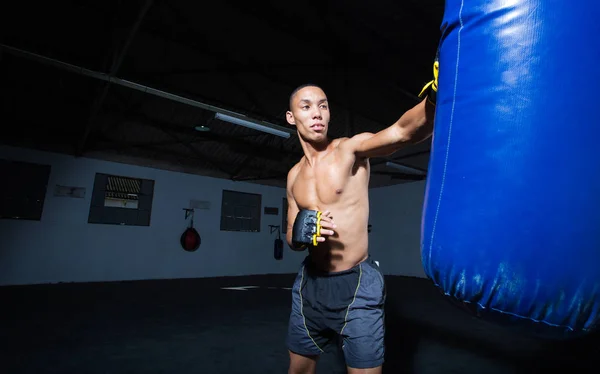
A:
[[419, 56, 439, 105]]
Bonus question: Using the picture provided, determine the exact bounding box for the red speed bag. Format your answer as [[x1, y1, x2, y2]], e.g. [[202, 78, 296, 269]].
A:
[[180, 227, 201, 252]]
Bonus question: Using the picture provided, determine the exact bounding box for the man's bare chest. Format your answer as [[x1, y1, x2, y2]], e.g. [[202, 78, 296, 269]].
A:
[[292, 165, 348, 208]]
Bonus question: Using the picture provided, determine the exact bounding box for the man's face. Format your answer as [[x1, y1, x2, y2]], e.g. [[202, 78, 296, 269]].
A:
[[286, 86, 330, 142]]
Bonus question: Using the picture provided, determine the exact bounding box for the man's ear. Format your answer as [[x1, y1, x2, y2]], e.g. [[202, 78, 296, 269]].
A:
[[286, 111, 296, 126]]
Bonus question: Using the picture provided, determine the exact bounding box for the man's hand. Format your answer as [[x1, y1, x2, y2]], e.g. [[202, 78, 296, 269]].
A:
[[292, 210, 336, 249], [313, 211, 336, 243]]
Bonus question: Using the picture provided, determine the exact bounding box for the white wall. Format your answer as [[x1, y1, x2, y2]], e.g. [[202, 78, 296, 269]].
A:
[[368, 180, 427, 278], [0, 145, 428, 286], [0, 145, 306, 286]]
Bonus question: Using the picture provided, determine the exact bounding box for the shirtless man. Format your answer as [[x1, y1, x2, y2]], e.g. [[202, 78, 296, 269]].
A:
[[284, 61, 438, 374]]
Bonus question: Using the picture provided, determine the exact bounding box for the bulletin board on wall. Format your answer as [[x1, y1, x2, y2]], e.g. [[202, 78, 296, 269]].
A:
[[0, 159, 51, 221]]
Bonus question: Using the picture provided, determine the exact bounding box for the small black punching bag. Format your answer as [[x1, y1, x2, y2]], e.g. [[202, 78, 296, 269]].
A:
[[270, 225, 283, 260], [274, 237, 283, 260], [181, 209, 201, 252]]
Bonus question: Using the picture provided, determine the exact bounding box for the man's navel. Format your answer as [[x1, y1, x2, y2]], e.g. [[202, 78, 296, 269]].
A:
[[335, 188, 343, 194]]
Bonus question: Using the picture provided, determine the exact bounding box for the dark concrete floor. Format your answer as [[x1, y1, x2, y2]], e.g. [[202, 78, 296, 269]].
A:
[[0, 274, 598, 373]]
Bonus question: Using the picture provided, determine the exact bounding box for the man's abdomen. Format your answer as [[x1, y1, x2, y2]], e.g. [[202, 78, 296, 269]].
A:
[[311, 230, 369, 272], [313, 198, 369, 272]]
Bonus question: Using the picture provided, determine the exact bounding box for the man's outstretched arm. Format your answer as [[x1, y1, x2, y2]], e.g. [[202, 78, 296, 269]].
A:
[[348, 99, 435, 159], [340, 55, 438, 159]]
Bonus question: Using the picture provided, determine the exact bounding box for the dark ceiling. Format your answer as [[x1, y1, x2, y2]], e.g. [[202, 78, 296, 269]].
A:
[[0, 0, 444, 188]]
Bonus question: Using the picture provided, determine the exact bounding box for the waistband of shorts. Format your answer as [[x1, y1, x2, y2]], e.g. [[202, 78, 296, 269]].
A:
[[302, 254, 377, 276]]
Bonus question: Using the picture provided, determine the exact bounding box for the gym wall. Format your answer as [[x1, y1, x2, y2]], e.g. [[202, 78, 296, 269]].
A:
[[0, 144, 427, 286], [368, 181, 427, 278], [0, 145, 306, 286]]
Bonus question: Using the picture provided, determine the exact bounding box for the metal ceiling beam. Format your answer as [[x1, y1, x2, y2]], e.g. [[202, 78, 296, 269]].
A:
[[223, 0, 421, 103], [223, 72, 280, 176], [137, 62, 340, 79], [92, 136, 210, 152], [370, 149, 431, 168], [344, 69, 355, 137], [371, 170, 426, 181], [96, 108, 301, 180], [76, 0, 154, 156], [230, 156, 256, 179], [0, 44, 297, 138], [155, 125, 233, 176], [233, 173, 289, 183], [318, 0, 424, 103], [120, 110, 426, 180], [118, 142, 283, 180], [138, 19, 401, 130], [115, 110, 303, 162]]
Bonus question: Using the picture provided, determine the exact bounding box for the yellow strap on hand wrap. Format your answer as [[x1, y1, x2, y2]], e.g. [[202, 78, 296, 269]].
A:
[[312, 211, 323, 246], [292, 209, 324, 249], [419, 58, 439, 105]]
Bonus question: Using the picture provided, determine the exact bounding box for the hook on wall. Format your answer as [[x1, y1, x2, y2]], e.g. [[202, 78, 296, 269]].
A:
[[183, 208, 195, 220], [269, 225, 282, 240]]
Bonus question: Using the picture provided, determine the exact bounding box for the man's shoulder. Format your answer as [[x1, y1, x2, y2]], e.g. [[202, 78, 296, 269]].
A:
[[334, 133, 376, 153], [287, 159, 304, 183], [331, 137, 351, 151]]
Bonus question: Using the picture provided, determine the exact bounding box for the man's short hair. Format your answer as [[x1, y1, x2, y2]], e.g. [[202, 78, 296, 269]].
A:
[[289, 83, 323, 109]]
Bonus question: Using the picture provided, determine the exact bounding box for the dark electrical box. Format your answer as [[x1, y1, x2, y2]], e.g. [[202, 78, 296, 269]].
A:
[[264, 207, 279, 215]]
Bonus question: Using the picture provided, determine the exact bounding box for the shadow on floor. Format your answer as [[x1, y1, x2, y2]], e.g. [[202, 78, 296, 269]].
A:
[[383, 276, 600, 374], [0, 274, 597, 373]]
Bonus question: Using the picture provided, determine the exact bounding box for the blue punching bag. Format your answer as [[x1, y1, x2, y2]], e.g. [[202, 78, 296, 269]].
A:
[[422, 0, 600, 338]]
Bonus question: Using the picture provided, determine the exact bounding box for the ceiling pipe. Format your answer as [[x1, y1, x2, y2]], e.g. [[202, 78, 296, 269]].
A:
[[0, 44, 296, 138], [385, 161, 427, 176], [77, 0, 155, 155]]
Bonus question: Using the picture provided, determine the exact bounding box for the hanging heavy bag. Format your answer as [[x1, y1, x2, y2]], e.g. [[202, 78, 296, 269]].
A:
[[421, 0, 600, 338], [270, 225, 284, 260], [274, 237, 283, 260]]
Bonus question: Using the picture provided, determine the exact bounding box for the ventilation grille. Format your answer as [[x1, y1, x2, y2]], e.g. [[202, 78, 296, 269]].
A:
[[105, 176, 141, 200]]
